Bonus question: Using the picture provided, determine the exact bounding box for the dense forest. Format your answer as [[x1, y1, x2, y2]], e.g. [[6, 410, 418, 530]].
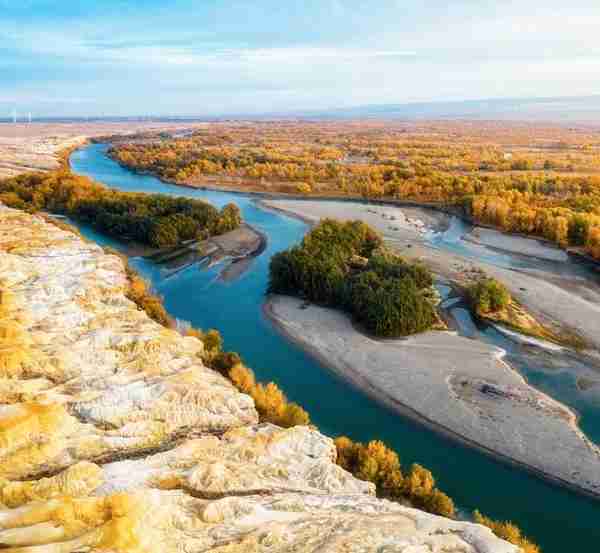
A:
[[0, 169, 241, 247], [268, 219, 437, 337], [109, 121, 600, 260]]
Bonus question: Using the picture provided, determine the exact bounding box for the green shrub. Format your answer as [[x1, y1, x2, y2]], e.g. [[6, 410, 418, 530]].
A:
[[469, 278, 511, 314]]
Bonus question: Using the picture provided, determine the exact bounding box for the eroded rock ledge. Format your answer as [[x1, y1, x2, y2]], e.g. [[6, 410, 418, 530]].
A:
[[0, 204, 517, 552]]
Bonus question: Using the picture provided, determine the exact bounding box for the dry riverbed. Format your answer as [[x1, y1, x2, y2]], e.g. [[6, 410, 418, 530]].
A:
[[466, 227, 569, 263]]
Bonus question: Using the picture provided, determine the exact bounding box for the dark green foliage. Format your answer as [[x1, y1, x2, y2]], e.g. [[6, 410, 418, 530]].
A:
[[366, 249, 433, 288], [269, 219, 436, 337], [0, 170, 241, 247], [356, 276, 436, 337]]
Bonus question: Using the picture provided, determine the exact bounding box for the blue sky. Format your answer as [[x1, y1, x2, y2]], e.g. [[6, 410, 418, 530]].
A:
[[2, 0, 599, 117]]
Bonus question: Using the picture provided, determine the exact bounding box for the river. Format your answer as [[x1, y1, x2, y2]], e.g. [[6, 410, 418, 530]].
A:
[[71, 143, 600, 553]]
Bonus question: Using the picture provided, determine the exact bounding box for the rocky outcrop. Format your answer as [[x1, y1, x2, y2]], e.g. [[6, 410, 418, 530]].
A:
[[0, 204, 518, 552]]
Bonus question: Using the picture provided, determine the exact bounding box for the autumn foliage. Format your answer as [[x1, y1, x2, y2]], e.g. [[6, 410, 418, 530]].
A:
[[335, 436, 455, 518], [0, 170, 241, 248], [110, 121, 600, 261], [474, 510, 541, 553]]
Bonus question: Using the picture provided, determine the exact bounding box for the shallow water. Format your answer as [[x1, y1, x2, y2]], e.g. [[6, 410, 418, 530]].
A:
[[71, 143, 600, 553], [432, 214, 598, 282]]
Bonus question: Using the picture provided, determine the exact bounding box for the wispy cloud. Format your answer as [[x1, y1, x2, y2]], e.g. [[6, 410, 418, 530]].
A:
[[2, 0, 600, 117], [2, 28, 417, 67]]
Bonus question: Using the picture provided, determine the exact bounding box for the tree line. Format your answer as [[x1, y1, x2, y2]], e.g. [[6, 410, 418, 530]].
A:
[[268, 219, 437, 337], [0, 170, 241, 248], [109, 124, 600, 261]]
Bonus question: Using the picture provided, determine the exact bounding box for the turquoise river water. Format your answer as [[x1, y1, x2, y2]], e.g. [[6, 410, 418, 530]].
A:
[[70, 143, 600, 553]]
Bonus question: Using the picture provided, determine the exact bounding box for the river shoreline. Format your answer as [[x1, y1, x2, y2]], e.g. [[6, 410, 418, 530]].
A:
[[264, 295, 600, 502], [104, 148, 600, 269]]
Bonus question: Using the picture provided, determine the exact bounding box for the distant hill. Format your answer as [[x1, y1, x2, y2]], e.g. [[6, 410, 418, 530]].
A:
[[300, 96, 600, 123], [2, 95, 599, 124]]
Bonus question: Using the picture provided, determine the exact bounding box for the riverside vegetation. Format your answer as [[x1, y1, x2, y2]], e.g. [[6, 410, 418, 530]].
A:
[[467, 275, 580, 348], [0, 157, 540, 552], [269, 219, 438, 337], [108, 121, 600, 261], [469, 278, 511, 315], [0, 169, 242, 248]]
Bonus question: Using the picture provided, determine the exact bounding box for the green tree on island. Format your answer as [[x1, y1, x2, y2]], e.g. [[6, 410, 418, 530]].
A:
[[268, 218, 437, 337]]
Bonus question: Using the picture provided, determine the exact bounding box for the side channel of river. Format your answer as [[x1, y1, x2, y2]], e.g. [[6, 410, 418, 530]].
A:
[[70, 143, 600, 553]]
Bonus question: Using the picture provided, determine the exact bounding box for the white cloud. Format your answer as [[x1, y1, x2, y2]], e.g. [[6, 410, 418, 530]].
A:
[[2, 28, 417, 67]]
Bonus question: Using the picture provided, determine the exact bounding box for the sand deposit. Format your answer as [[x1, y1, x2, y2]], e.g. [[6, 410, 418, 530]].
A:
[[267, 294, 600, 498]]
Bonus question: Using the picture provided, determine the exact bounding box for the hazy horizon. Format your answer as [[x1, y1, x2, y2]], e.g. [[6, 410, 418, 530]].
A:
[[3, 1, 600, 118], [2, 95, 600, 124]]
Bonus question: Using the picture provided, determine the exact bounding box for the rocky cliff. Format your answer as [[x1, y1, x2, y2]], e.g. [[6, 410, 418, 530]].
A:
[[0, 204, 518, 552]]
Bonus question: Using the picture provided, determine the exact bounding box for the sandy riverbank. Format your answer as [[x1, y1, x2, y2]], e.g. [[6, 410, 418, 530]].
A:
[[151, 223, 266, 282], [262, 198, 600, 351], [261, 198, 447, 237], [466, 227, 569, 263], [265, 294, 600, 499]]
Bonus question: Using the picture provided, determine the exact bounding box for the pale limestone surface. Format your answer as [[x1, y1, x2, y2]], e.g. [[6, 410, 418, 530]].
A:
[[267, 294, 600, 497], [0, 207, 257, 480], [0, 134, 86, 177], [0, 205, 518, 552]]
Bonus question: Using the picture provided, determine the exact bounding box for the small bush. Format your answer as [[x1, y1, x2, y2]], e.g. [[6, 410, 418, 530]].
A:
[[473, 511, 541, 553], [228, 364, 310, 427], [469, 278, 511, 314]]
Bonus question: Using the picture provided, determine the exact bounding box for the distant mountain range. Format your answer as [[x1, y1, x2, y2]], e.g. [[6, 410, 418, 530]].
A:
[[2, 95, 600, 123], [298, 95, 600, 122]]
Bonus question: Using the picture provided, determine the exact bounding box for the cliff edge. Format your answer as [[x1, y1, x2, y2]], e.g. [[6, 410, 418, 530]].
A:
[[0, 204, 518, 552]]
